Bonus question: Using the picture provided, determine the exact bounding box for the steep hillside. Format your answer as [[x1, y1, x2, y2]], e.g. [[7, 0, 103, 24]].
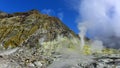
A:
[[0, 10, 77, 49], [0, 10, 80, 68]]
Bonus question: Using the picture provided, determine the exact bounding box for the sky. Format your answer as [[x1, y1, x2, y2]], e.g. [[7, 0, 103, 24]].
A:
[[0, 0, 79, 33]]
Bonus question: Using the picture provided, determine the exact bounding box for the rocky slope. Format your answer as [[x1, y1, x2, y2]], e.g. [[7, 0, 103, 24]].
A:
[[0, 10, 78, 68], [0, 10, 120, 68], [0, 10, 77, 49]]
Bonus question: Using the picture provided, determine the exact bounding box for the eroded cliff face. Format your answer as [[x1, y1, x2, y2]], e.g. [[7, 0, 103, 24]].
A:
[[0, 10, 77, 49]]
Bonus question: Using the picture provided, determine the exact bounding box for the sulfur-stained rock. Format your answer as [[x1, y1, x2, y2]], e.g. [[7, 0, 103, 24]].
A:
[[0, 10, 77, 49], [0, 10, 78, 68]]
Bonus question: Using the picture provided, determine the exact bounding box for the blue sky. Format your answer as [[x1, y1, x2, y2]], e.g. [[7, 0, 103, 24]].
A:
[[0, 0, 79, 33]]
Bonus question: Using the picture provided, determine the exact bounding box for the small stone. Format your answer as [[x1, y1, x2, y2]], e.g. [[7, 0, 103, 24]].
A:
[[27, 63, 35, 67], [34, 61, 42, 67]]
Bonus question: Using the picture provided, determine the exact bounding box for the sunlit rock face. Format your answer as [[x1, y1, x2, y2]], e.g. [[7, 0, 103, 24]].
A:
[[0, 10, 79, 68], [0, 10, 77, 49]]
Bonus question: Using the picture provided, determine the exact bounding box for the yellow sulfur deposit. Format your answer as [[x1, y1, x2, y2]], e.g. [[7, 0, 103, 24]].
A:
[[83, 45, 92, 55]]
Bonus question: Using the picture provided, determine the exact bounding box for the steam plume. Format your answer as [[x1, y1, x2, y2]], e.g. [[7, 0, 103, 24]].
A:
[[78, 23, 87, 50], [74, 0, 120, 48]]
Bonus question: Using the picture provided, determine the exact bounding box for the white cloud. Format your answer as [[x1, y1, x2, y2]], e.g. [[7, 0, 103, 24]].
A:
[[41, 9, 55, 16], [41, 9, 64, 20]]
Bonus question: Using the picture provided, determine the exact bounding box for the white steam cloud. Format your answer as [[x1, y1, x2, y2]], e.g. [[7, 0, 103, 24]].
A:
[[74, 0, 120, 48]]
